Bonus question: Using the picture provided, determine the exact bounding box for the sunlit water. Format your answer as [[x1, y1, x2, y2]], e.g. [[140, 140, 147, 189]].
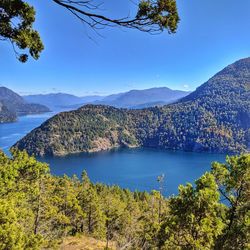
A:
[[0, 112, 227, 195]]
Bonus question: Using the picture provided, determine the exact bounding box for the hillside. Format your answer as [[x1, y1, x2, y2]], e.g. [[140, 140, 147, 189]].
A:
[[0, 87, 50, 119], [130, 101, 168, 109], [0, 101, 17, 123], [14, 58, 250, 156]]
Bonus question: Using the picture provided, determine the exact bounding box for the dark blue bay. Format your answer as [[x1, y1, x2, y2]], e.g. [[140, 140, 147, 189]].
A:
[[0, 113, 227, 196]]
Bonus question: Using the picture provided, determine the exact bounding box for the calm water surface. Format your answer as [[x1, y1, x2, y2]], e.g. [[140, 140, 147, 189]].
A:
[[0, 112, 55, 153], [0, 112, 227, 195]]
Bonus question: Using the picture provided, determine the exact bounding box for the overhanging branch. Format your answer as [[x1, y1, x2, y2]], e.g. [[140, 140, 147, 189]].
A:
[[52, 0, 180, 34]]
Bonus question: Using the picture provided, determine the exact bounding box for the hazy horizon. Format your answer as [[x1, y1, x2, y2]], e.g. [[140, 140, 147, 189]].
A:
[[1, 85, 191, 97]]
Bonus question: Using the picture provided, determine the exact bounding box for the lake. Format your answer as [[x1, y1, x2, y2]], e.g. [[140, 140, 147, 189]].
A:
[[0, 112, 227, 195]]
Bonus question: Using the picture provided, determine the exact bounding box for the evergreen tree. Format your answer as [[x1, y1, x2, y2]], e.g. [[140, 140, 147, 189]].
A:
[[0, 0, 44, 62], [78, 171, 105, 238], [163, 173, 225, 249], [0, 150, 249, 249], [212, 155, 250, 249]]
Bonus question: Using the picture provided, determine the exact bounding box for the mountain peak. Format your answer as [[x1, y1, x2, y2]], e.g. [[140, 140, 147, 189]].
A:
[[214, 57, 250, 79], [14, 58, 250, 155], [181, 57, 250, 103], [0, 86, 50, 121]]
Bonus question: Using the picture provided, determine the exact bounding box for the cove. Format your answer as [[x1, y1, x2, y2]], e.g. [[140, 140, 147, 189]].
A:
[[1, 113, 227, 196], [39, 148, 226, 196]]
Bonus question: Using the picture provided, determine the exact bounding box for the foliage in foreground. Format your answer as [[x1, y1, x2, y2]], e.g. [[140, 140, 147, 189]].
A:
[[0, 149, 249, 249]]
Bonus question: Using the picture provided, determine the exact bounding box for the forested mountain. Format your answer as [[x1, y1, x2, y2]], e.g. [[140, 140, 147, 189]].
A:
[[23, 87, 190, 110], [0, 101, 16, 123], [1, 150, 249, 249], [14, 58, 250, 156], [0, 87, 50, 120], [130, 101, 168, 109]]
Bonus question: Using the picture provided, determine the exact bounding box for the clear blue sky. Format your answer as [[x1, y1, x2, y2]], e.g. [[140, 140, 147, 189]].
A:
[[0, 0, 250, 96]]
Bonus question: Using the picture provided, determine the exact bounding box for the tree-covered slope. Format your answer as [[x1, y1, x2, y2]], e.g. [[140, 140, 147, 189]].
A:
[[0, 101, 17, 123], [14, 58, 250, 156], [0, 87, 50, 118]]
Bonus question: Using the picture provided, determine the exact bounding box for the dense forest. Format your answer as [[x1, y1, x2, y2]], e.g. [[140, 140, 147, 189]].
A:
[[15, 58, 250, 156], [0, 150, 249, 249]]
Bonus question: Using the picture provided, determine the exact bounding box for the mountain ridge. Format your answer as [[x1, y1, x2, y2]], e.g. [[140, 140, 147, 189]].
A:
[[97, 87, 190, 108], [0, 87, 50, 123], [23, 93, 104, 110], [23, 87, 190, 110], [14, 58, 250, 155]]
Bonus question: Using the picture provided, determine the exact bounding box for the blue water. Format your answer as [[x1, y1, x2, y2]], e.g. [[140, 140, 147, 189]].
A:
[[0, 113, 227, 195], [0, 112, 54, 153]]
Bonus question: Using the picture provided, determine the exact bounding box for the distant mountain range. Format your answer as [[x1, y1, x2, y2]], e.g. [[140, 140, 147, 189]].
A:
[[0, 84, 190, 123], [23, 87, 191, 110], [97, 87, 190, 108], [0, 87, 50, 123], [14, 57, 250, 156], [23, 93, 104, 110]]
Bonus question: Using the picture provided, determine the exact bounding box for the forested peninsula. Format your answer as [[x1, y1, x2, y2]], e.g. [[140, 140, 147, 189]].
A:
[[14, 58, 250, 156]]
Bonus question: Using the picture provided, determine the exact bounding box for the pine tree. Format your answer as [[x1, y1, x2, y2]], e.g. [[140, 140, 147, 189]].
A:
[[163, 173, 225, 249], [78, 171, 105, 238], [212, 154, 250, 249]]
